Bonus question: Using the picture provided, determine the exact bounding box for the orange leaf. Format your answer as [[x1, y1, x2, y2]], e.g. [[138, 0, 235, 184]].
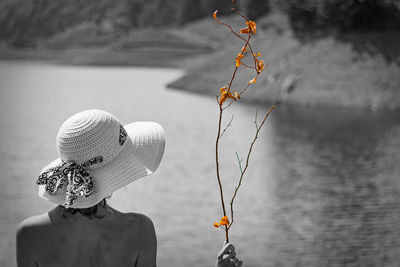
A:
[[220, 216, 230, 226], [256, 60, 265, 73], [213, 222, 220, 228], [249, 77, 257, 84], [235, 54, 244, 67], [239, 27, 250, 34], [219, 88, 237, 104], [219, 90, 229, 104], [213, 10, 218, 20], [247, 20, 257, 34]]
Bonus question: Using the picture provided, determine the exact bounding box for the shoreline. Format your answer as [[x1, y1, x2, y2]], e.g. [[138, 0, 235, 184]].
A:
[[0, 47, 201, 68], [2, 26, 399, 112]]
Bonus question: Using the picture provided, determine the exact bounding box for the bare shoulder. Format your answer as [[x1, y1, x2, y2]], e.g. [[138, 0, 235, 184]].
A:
[[17, 213, 51, 237], [16, 213, 51, 265], [108, 206, 154, 228], [122, 212, 155, 235], [120, 212, 157, 266], [124, 212, 154, 227], [117, 211, 156, 245]]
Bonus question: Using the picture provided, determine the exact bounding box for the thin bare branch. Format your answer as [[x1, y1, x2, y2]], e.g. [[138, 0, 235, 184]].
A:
[[227, 219, 234, 230], [232, 8, 247, 21], [235, 152, 243, 173], [215, 104, 227, 217], [229, 105, 275, 227], [241, 62, 257, 69], [254, 108, 259, 129], [216, 20, 248, 43], [220, 114, 234, 138]]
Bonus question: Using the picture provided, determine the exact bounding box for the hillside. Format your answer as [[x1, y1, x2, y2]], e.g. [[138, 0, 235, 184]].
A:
[[168, 13, 400, 111], [0, 0, 267, 47], [0, 1, 399, 111]]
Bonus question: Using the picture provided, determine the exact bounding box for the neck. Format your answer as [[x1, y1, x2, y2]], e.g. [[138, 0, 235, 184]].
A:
[[49, 202, 114, 223]]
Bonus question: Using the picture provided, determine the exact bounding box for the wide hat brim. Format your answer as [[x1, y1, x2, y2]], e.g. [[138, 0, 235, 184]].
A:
[[38, 121, 165, 209]]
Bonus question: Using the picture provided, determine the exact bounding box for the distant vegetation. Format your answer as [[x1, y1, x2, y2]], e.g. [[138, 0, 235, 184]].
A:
[[285, 0, 400, 33], [168, 13, 400, 111], [0, 0, 268, 47], [1, 0, 398, 47], [0, 0, 122, 47]]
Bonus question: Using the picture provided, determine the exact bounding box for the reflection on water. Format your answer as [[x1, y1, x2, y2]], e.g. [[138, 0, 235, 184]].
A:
[[0, 62, 399, 267], [267, 108, 400, 267]]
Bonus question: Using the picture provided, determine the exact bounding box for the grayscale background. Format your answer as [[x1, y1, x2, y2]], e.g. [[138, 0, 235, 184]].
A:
[[1, 1, 400, 266]]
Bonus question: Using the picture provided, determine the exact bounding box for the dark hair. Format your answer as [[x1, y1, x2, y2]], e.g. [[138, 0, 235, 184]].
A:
[[61, 199, 108, 219]]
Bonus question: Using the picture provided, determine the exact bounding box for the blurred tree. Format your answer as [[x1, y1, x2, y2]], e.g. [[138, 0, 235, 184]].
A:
[[240, 0, 270, 20], [125, 0, 143, 27], [202, 0, 232, 16], [0, 0, 251, 47], [134, 0, 158, 27], [324, 0, 396, 31], [0, 0, 119, 46], [286, 0, 400, 32], [179, 0, 204, 25], [154, 0, 179, 26]]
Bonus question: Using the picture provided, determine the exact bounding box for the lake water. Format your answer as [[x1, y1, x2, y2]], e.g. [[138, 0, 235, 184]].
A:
[[0, 61, 399, 267]]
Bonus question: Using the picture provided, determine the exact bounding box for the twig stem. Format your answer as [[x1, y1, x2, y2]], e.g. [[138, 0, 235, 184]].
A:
[[228, 105, 275, 229], [215, 103, 229, 242], [220, 114, 234, 138]]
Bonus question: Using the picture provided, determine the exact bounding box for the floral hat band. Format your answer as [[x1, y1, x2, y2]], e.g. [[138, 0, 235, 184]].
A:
[[36, 156, 103, 208]]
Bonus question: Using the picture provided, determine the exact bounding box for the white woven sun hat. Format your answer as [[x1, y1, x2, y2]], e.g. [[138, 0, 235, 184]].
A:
[[37, 109, 165, 209]]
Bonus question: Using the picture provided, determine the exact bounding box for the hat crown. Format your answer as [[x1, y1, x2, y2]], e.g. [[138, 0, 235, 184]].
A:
[[39, 109, 166, 208], [56, 110, 126, 168]]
